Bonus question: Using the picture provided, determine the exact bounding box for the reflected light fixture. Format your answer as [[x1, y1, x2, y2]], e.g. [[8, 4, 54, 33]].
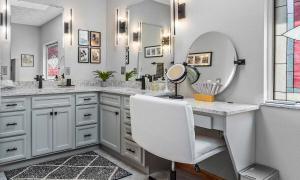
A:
[[178, 2, 186, 20], [0, 13, 3, 26], [64, 8, 73, 45]]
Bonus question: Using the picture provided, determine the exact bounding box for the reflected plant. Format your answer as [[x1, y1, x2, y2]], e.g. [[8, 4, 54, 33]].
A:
[[125, 70, 137, 81], [94, 70, 115, 82]]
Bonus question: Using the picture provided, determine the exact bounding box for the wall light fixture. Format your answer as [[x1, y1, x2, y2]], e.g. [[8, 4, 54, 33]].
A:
[[64, 8, 73, 45]]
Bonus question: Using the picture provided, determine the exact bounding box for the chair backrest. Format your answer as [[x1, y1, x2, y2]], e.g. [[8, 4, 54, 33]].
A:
[[130, 95, 196, 164]]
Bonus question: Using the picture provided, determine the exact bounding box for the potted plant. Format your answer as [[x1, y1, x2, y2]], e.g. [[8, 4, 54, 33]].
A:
[[125, 70, 137, 81], [94, 70, 115, 87]]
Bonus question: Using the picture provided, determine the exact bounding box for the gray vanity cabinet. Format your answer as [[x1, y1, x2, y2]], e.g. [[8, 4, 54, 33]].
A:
[[31, 95, 75, 157], [32, 109, 53, 156], [100, 105, 121, 153]]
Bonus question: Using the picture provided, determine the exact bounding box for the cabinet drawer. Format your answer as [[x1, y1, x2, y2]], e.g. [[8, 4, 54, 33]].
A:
[[100, 94, 121, 107], [123, 110, 131, 125], [123, 139, 142, 164], [76, 104, 98, 126], [0, 136, 26, 164], [0, 98, 26, 112], [194, 114, 212, 129], [76, 125, 98, 147], [32, 95, 72, 109], [76, 93, 98, 105], [123, 124, 134, 142], [123, 96, 130, 109], [0, 111, 26, 138]]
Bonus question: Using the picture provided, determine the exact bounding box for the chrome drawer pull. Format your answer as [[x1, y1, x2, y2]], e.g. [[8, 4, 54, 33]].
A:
[[6, 147, 17, 152], [84, 114, 92, 117], [83, 98, 91, 101], [126, 148, 136, 154], [126, 116, 131, 119], [6, 104, 18, 107], [84, 134, 92, 138], [126, 131, 132, 136], [6, 123, 17, 126]]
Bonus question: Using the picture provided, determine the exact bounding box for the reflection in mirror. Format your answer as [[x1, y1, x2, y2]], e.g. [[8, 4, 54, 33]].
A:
[[10, 0, 64, 81], [187, 32, 238, 94], [126, 0, 172, 81]]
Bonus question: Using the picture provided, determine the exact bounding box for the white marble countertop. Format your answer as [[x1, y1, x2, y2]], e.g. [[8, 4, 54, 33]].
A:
[[184, 98, 259, 116], [0, 86, 172, 97], [1, 86, 259, 115]]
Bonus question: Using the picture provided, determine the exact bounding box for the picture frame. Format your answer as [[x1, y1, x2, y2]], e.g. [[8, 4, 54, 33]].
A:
[[187, 52, 212, 67], [78, 29, 89, 46], [21, 54, 34, 67], [90, 48, 101, 64], [144, 45, 163, 58], [90, 31, 101, 47], [78, 47, 89, 63]]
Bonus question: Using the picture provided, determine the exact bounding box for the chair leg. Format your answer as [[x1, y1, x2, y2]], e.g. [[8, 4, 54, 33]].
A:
[[194, 163, 201, 173], [170, 161, 176, 180]]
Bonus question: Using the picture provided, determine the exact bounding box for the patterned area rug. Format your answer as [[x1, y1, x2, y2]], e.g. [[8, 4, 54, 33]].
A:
[[5, 151, 132, 180]]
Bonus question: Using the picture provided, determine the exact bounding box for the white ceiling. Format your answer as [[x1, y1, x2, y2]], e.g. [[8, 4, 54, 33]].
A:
[[11, 0, 63, 27], [154, 0, 170, 5]]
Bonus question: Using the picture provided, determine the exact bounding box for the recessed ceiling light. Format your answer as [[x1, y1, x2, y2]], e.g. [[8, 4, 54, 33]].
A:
[[11, 0, 50, 11]]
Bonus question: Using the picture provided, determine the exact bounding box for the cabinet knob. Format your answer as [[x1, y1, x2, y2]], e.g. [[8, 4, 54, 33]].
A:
[[54, 112, 58, 116], [115, 112, 119, 115], [50, 112, 53, 116]]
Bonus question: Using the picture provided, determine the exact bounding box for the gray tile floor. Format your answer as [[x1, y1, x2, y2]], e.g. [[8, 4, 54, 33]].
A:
[[0, 149, 199, 180]]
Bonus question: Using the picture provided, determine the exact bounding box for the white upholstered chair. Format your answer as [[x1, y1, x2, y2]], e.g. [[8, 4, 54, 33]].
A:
[[130, 95, 226, 180]]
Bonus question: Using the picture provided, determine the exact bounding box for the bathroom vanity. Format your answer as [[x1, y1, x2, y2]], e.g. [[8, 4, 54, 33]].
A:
[[0, 86, 259, 179]]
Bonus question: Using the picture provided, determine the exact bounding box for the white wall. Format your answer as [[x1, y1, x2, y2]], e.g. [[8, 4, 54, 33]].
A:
[[62, 0, 107, 80], [11, 24, 40, 81]]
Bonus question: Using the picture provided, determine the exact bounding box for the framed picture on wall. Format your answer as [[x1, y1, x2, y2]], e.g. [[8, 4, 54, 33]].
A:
[[78, 47, 89, 63], [144, 45, 163, 58], [78, 29, 89, 46], [90, 31, 101, 47], [90, 48, 101, 64], [21, 54, 34, 67], [187, 52, 212, 67]]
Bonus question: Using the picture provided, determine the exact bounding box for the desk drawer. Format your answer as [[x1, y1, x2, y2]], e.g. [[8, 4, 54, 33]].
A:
[[123, 97, 130, 109], [76, 124, 98, 147], [76, 104, 98, 126], [0, 111, 26, 138], [123, 110, 131, 125], [123, 139, 142, 164], [76, 93, 98, 105], [0, 136, 26, 164], [194, 114, 212, 129], [123, 124, 133, 142], [32, 95, 72, 109], [0, 98, 26, 112], [100, 94, 121, 107]]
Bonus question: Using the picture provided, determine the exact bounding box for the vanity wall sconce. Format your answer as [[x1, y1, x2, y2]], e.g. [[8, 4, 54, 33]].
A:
[[0, 13, 3, 26], [1, 0, 8, 40], [115, 8, 129, 46], [64, 8, 73, 45], [178, 2, 186, 20], [132, 32, 139, 42]]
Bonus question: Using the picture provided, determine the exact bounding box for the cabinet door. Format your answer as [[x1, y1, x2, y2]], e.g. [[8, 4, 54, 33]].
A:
[[32, 109, 53, 156], [53, 107, 73, 152], [100, 105, 121, 153]]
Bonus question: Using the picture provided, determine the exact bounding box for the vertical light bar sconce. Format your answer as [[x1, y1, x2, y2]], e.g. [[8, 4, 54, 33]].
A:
[[177, 2, 186, 20], [64, 8, 73, 46], [115, 8, 128, 46], [1, 0, 8, 40]]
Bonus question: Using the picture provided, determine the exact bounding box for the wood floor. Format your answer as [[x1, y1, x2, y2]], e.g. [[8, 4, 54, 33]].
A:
[[176, 163, 224, 180]]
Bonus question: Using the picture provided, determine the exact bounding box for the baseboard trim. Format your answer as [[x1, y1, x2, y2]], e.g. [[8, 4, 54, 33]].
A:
[[176, 163, 224, 180]]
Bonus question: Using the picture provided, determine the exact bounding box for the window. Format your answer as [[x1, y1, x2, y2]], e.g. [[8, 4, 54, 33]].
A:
[[45, 42, 59, 80], [274, 0, 300, 101]]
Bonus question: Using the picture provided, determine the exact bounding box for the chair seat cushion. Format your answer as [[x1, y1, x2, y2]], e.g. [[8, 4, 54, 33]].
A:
[[194, 135, 226, 163]]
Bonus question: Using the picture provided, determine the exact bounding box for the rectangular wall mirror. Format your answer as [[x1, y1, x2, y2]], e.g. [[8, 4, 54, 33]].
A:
[[7, 0, 64, 81], [125, 0, 172, 80]]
